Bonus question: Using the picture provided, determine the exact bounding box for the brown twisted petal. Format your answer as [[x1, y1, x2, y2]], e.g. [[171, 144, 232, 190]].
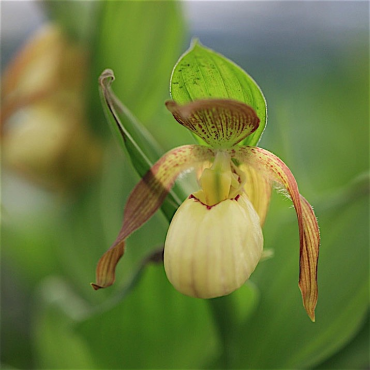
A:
[[232, 146, 320, 321], [298, 195, 320, 321], [92, 144, 214, 290], [165, 99, 260, 148]]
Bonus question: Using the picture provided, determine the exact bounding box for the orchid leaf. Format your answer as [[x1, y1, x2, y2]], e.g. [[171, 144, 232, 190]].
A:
[[42, 1, 97, 42], [98, 69, 182, 221], [170, 40, 267, 146], [207, 282, 260, 367], [98, 71, 142, 162], [231, 176, 369, 368], [99, 69, 160, 173], [92, 1, 185, 125], [79, 265, 219, 369], [314, 315, 369, 369], [33, 277, 95, 369]]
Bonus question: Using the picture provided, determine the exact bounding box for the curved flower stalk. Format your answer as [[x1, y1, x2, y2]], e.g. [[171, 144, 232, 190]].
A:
[[92, 97, 320, 321]]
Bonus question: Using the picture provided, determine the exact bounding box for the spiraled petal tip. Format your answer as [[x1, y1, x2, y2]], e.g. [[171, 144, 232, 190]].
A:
[[90, 283, 103, 291]]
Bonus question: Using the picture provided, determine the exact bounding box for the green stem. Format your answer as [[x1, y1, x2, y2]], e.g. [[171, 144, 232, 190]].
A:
[[208, 296, 238, 369]]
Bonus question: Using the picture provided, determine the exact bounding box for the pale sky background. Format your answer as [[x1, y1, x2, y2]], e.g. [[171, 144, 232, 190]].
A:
[[1, 1, 367, 69]]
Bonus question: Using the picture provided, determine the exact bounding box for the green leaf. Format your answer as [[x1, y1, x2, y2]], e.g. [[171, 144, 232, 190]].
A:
[[33, 277, 96, 369], [229, 177, 369, 368], [76, 265, 219, 369], [170, 40, 267, 146], [90, 0, 185, 127], [99, 69, 182, 221], [99, 69, 161, 175], [314, 314, 369, 369], [42, 1, 98, 42], [207, 282, 260, 368]]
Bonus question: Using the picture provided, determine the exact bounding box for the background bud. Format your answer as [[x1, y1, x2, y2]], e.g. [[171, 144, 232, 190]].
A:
[[1, 24, 102, 190]]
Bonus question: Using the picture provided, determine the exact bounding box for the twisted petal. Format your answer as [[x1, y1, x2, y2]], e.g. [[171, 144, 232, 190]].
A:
[[166, 99, 259, 148], [239, 163, 272, 226], [232, 146, 320, 321], [92, 144, 214, 290], [299, 195, 320, 320]]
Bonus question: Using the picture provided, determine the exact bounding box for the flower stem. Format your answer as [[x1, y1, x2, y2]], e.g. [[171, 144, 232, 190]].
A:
[[208, 296, 238, 369]]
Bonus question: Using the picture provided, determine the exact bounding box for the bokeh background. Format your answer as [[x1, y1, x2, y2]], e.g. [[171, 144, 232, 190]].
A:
[[1, 1, 369, 369]]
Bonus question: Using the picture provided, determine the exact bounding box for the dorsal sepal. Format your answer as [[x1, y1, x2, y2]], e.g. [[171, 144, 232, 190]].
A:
[[166, 99, 260, 148]]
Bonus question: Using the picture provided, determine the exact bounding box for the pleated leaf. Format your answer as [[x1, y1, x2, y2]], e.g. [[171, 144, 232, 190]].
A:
[[99, 69, 182, 219], [93, 1, 185, 124]]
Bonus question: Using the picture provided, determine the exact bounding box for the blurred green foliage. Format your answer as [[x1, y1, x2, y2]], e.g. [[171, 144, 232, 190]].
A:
[[1, 1, 368, 369]]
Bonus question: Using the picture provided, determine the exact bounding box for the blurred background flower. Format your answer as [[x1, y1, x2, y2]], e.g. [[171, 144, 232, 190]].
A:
[[2, 24, 102, 190], [1, 1, 368, 369]]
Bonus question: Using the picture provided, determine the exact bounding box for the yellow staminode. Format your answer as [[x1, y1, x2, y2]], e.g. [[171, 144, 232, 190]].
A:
[[198, 151, 232, 206], [195, 151, 246, 206]]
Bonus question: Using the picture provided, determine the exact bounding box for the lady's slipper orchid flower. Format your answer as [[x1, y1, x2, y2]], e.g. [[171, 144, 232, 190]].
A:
[[1, 24, 102, 189], [92, 98, 320, 321]]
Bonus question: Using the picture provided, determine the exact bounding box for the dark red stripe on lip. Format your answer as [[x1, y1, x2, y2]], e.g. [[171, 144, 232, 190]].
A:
[[189, 193, 241, 209]]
